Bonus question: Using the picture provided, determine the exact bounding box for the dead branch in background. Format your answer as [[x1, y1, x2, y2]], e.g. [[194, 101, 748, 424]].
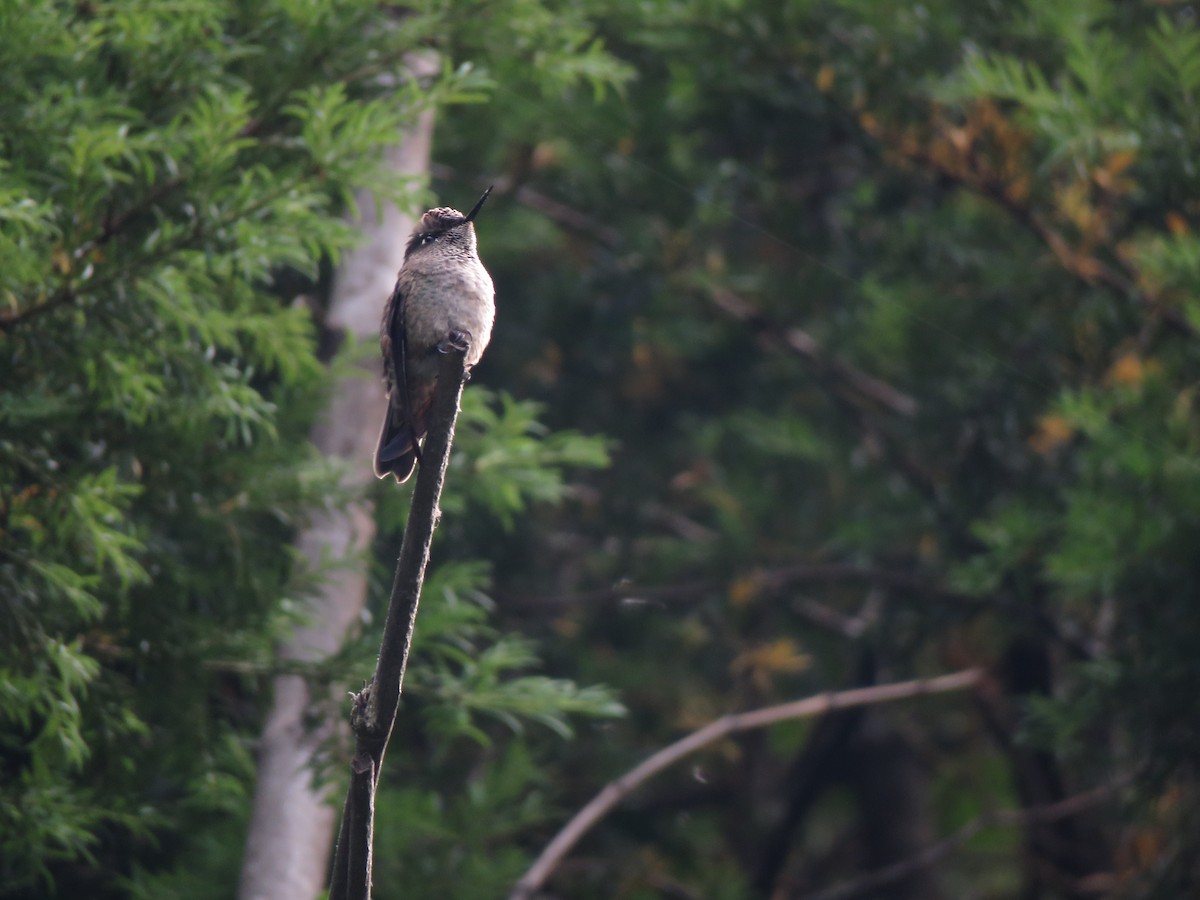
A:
[[510, 669, 983, 900]]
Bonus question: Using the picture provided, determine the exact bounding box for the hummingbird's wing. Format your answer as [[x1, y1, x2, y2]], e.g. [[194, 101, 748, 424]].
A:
[[374, 277, 419, 482]]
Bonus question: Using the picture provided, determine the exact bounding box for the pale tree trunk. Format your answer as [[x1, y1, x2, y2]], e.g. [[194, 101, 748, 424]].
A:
[[239, 55, 438, 900]]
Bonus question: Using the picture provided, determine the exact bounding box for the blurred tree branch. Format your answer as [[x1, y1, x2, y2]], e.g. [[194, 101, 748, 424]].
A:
[[709, 286, 919, 417], [800, 779, 1125, 900], [503, 561, 1100, 658], [431, 162, 623, 248], [510, 669, 982, 900], [706, 284, 945, 518], [502, 562, 959, 611]]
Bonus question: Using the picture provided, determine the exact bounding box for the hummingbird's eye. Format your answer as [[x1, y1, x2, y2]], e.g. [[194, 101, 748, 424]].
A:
[[420, 233, 438, 245]]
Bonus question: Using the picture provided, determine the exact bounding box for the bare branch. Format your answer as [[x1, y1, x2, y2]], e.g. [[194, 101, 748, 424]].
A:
[[510, 669, 983, 900], [364, 345, 467, 751], [327, 343, 469, 900], [345, 754, 375, 900]]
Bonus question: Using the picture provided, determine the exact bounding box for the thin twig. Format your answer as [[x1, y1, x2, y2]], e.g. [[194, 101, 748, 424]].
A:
[[509, 669, 983, 900], [328, 343, 469, 900]]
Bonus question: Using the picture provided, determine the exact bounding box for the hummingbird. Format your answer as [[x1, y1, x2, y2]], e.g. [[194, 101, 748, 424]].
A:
[[373, 187, 495, 483]]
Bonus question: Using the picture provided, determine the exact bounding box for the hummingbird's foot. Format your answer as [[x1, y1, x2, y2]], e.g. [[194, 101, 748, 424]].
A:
[[438, 330, 472, 355], [350, 679, 373, 733]]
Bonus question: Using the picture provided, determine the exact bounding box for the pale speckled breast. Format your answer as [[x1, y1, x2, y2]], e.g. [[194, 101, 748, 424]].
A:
[[449, 260, 495, 367], [403, 254, 495, 368]]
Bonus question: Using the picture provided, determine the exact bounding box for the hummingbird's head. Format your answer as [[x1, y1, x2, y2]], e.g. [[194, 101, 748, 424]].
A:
[[405, 186, 493, 258]]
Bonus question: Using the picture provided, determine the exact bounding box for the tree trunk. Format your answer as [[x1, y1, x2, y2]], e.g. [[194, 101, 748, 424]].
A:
[[847, 712, 942, 900], [238, 57, 438, 900]]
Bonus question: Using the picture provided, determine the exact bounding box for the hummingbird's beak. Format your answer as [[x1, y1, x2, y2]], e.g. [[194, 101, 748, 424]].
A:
[[464, 185, 493, 223]]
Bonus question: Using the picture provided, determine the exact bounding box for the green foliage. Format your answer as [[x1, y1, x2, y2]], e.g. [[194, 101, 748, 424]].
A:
[[0, 0, 629, 896], [372, 741, 553, 899], [449, 388, 611, 527], [0, 0, 387, 889], [400, 560, 624, 744], [423, 0, 1200, 896], [8, 0, 1200, 896]]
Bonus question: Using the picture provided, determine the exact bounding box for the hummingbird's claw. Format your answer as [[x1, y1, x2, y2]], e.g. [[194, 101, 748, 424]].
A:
[[438, 330, 472, 354]]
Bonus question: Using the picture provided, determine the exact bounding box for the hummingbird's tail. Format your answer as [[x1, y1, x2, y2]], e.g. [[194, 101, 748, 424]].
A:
[[373, 411, 418, 483]]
